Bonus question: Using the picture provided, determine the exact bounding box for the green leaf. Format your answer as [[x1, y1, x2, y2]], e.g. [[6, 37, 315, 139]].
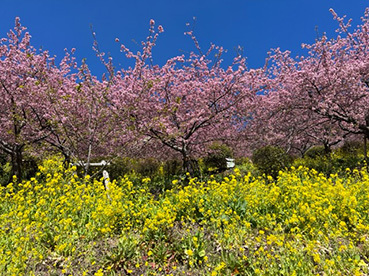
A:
[[198, 250, 205, 257]]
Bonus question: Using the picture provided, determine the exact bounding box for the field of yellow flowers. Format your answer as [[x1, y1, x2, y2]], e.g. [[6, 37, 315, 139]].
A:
[[1, 158, 369, 275]]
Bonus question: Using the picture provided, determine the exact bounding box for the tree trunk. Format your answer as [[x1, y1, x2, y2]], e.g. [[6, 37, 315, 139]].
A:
[[181, 152, 199, 176], [364, 134, 368, 171], [62, 151, 71, 169], [10, 145, 23, 181], [84, 143, 92, 177], [182, 154, 191, 174], [323, 143, 332, 155]]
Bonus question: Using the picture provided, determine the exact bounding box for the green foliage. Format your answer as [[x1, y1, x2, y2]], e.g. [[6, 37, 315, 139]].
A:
[[107, 157, 183, 181], [293, 145, 333, 176], [294, 155, 332, 176], [179, 230, 208, 268], [304, 145, 329, 159], [0, 153, 11, 186], [21, 156, 39, 180], [0, 153, 39, 186], [203, 142, 233, 173], [107, 157, 184, 195], [335, 140, 365, 171], [339, 140, 363, 156], [106, 157, 161, 180], [106, 157, 132, 180], [252, 145, 292, 179], [162, 159, 182, 177], [104, 234, 139, 271], [235, 157, 258, 176], [295, 141, 366, 175], [135, 158, 161, 177]]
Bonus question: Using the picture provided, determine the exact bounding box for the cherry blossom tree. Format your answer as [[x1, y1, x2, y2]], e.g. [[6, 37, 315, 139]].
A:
[[248, 49, 350, 156], [109, 20, 265, 172], [41, 50, 141, 175], [0, 18, 60, 179], [45, 65, 109, 172], [250, 8, 369, 160]]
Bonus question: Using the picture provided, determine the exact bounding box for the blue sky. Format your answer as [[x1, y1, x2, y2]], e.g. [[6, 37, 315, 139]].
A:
[[1, 1, 368, 76]]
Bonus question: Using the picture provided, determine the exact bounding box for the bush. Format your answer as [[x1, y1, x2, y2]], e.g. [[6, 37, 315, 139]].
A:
[[107, 157, 162, 180], [0, 153, 39, 185], [293, 155, 333, 175], [252, 145, 292, 179], [339, 140, 363, 155], [107, 157, 183, 194], [335, 140, 365, 172], [22, 155, 39, 179], [107, 157, 134, 180], [163, 159, 182, 178], [0, 153, 11, 186], [295, 145, 334, 175], [235, 157, 258, 176], [294, 141, 365, 175], [203, 142, 233, 173], [304, 145, 329, 159], [136, 158, 161, 177]]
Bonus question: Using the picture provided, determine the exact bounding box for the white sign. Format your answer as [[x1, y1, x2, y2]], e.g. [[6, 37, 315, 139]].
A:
[[226, 158, 235, 168]]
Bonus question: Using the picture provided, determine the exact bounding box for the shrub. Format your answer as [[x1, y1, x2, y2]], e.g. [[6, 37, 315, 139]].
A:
[[203, 142, 233, 173], [136, 158, 161, 177], [335, 140, 365, 172], [163, 159, 182, 178], [107, 157, 134, 180], [295, 145, 334, 175], [304, 145, 329, 159], [22, 156, 39, 180], [294, 142, 365, 175], [339, 140, 363, 155], [101, 157, 162, 180], [0, 153, 11, 186], [252, 145, 292, 179], [235, 157, 258, 176], [293, 155, 333, 175]]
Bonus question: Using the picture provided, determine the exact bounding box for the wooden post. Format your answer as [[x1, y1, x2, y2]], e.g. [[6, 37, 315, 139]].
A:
[[103, 170, 111, 201]]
